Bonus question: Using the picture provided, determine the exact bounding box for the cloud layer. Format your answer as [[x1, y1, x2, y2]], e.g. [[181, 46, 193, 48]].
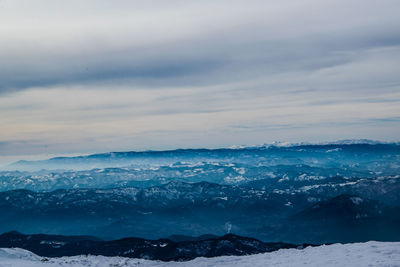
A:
[[1, 0, 399, 161]]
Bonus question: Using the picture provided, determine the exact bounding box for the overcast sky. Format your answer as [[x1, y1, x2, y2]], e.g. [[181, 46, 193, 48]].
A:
[[0, 0, 399, 164]]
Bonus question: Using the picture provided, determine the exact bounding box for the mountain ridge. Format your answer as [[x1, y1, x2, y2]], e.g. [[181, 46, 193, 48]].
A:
[[6, 141, 400, 171], [0, 231, 308, 261]]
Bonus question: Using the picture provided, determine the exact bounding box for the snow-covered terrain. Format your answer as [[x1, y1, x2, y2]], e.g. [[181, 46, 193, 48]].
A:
[[0, 241, 399, 267]]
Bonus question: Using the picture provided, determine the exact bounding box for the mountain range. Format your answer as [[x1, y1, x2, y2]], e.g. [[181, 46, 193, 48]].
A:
[[0, 141, 399, 259]]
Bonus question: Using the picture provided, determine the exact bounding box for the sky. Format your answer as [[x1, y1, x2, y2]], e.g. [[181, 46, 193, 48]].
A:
[[0, 0, 400, 164]]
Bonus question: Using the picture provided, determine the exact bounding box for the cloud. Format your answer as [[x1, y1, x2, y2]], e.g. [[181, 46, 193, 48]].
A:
[[0, 0, 399, 158], [1, 0, 400, 93]]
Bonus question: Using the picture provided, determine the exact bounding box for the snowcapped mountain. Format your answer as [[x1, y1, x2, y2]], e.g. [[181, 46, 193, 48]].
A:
[[0, 181, 312, 240], [0, 141, 399, 261], [5, 142, 400, 171], [0, 180, 399, 243], [1, 153, 400, 192]]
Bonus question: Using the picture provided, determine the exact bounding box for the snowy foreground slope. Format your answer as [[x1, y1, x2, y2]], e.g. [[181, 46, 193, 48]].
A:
[[0, 241, 399, 267]]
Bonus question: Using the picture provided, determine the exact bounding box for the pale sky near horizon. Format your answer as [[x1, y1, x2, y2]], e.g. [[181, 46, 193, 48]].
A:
[[1, 0, 400, 164]]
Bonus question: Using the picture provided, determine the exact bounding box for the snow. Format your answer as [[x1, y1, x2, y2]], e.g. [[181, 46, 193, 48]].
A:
[[326, 148, 342, 153], [0, 248, 41, 261], [1, 241, 400, 267], [263, 139, 389, 147]]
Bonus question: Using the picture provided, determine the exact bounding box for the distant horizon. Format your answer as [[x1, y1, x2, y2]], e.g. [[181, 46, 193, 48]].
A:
[[1, 138, 399, 168]]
